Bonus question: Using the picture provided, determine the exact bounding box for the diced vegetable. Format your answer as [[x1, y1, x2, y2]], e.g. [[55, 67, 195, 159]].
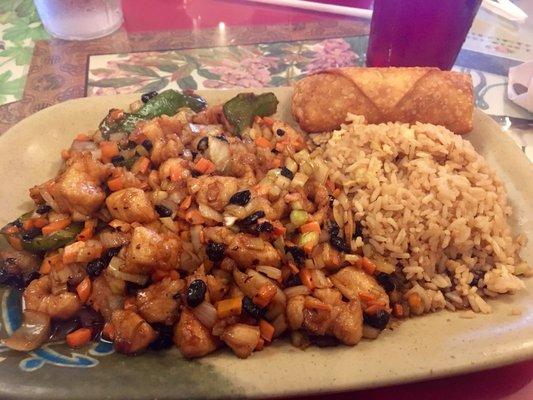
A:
[[22, 222, 83, 253], [42, 218, 71, 236], [216, 297, 243, 318], [223, 92, 279, 136], [76, 276, 92, 303], [290, 210, 308, 227], [300, 221, 320, 233], [259, 319, 275, 342], [66, 328, 92, 348]]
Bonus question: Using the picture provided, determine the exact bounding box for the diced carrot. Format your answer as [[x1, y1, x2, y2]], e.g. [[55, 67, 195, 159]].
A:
[[360, 257, 377, 275], [42, 217, 71, 236], [393, 303, 404, 318], [304, 296, 331, 311], [61, 149, 71, 160], [7, 236, 22, 251], [75, 133, 90, 141], [365, 304, 385, 315], [124, 297, 137, 311], [255, 337, 265, 351], [4, 225, 19, 235], [325, 179, 335, 192], [216, 297, 242, 318], [259, 319, 275, 342], [302, 241, 315, 255], [22, 219, 34, 231], [262, 117, 274, 126], [194, 157, 216, 174], [77, 219, 96, 241], [269, 157, 282, 168], [271, 221, 286, 236], [255, 136, 272, 149], [63, 241, 85, 264], [170, 164, 183, 182], [100, 141, 119, 162], [76, 276, 92, 303], [185, 209, 206, 225], [299, 268, 315, 290], [132, 156, 150, 174], [300, 221, 320, 233], [253, 283, 277, 308], [408, 293, 422, 309], [169, 270, 179, 280], [32, 217, 48, 228], [179, 195, 192, 210], [129, 130, 146, 144], [102, 322, 115, 340], [66, 328, 92, 348], [358, 292, 376, 304], [333, 188, 341, 197], [107, 176, 124, 192]]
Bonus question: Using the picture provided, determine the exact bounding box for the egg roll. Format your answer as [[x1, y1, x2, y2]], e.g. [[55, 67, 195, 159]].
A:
[[291, 67, 473, 134]]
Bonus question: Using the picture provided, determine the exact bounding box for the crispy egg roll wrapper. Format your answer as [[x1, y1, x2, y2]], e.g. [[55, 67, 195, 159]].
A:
[[292, 67, 474, 134]]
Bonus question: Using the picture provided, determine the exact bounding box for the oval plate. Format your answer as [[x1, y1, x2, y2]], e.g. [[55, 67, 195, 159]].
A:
[[0, 87, 531, 399]]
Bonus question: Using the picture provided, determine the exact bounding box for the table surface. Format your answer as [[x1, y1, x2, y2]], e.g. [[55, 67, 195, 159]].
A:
[[0, 0, 532, 398]]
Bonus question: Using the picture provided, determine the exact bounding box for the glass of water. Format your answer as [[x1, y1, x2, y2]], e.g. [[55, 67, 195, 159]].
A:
[[34, 0, 123, 41]]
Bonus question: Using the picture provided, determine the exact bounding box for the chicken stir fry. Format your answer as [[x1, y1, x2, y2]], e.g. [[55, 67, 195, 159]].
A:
[[0, 90, 394, 358]]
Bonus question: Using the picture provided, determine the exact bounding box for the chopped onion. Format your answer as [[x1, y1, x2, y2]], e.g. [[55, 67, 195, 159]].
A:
[[107, 257, 148, 285], [271, 313, 287, 338], [284, 285, 311, 298], [169, 192, 185, 205], [160, 217, 178, 232], [294, 149, 310, 164], [3, 310, 50, 351], [310, 269, 332, 288], [192, 301, 217, 329], [40, 189, 60, 213], [206, 136, 230, 170], [275, 175, 291, 190], [299, 231, 319, 248], [256, 265, 282, 281], [290, 172, 309, 189], [199, 203, 223, 222], [70, 139, 97, 153], [190, 225, 202, 253], [100, 231, 130, 248], [312, 159, 329, 185], [224, 215, 238, 227], [285, 158, 298, 173]]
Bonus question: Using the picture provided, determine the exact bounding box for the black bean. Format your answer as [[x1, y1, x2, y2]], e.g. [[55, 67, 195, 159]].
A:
[[280, 167, 294, 180], [285, 246, 306, 265], [155, 204, 173, 218], [256, 221, 273, 233], [11, 219, 23, 229], [125, 281, 149, 296], [242, 296, 266, 319], [229, 190, 251, 206], [276, 128, 285, 137], [24, 271, 40, 286], [285, 274, 302, 287], [353, 221, 364, 239], [111, 155, 125, 166], [327, 221, 340, 238], [141, 91, 158, 103], [363, 310, 390, 330], [215, 135, 228, 143], [376, 273, 395, 293], [141, 139, 153, 151], [206, 241, 226, 262], [330, 236, 350, 253], [187, 279, 207, 308], [197, 136, 209, 152], [21, 227, 42, 241], [149, 324, 174, 350], [471, 275, 480, 286], [191, 170, 201, 178], [236, 210, 265, 228], [124, 140, 137, 150], [36, 204, 52, 214], [86, 259, 107, 278], [104, 247, 121, 261], [309, 335, 340, 347], [271, 149, 280, 154]]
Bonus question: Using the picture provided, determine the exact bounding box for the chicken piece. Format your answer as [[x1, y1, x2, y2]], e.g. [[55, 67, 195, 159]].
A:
[[142, 119, 184, 166], [46, 156, 106, 218], [24, 275, 81, 320], [329, 300, 363, 346], [188, 176, 240, 211], [105, 188, 157, 223], [221, 324, 260, 359], [125, 226, 181, 273], [286, 295, 305, 330], [88, 272, 125, 321], [302, 297, 335, 336], [314, 288, 342, 305], [174, 309, 218, 359], [136, 278, 184, 325], [330, 267, 390, 312], [244, 197, 287, 221], [204, 227, 280, 268], [111, 309, 157, 354]]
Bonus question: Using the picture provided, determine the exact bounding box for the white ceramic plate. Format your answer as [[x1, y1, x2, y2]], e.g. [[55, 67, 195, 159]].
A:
[[0, 87, 531, 399]]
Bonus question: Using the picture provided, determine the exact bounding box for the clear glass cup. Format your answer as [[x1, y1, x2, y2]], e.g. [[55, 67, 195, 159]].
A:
[[34, 0, 123, 41], [367, 0, 483, 70]]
